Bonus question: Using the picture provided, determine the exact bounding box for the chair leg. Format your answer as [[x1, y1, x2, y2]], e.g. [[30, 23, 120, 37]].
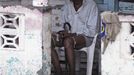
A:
[[86, 48, 95, 75], [75, 52, 81, 71]]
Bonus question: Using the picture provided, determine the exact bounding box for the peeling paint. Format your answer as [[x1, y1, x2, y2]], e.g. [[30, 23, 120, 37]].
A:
[[7, 57, 25, 75], [0, 5, 51, 75], [101, 14, 134, 75]]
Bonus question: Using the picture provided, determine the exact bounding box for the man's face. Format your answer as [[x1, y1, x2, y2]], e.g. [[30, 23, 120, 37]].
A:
[[71, 0, 83, 4]]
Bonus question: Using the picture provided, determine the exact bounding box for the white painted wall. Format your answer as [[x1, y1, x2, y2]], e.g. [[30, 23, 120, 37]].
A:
[[0, 6, 51, 75], [101, 14, 134, 75]]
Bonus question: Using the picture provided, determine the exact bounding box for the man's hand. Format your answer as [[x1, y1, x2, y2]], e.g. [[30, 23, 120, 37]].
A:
[[63, 32, 71, 38], [58, 30, 68, 38], [58, 31, 76, 38]]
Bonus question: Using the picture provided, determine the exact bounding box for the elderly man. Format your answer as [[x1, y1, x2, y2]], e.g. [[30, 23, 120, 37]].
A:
[[52, 0, 98, 75]]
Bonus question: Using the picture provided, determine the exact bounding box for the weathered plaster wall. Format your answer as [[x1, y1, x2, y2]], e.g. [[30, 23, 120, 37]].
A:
[[42, 12, 51, 75], [0, 6, 51, 75], [101, 15, 134, 75]]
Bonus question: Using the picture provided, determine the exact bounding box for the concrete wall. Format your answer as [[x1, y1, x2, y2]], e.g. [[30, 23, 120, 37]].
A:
[[0, 1, 51, 75], [101, 14, 134, 75]]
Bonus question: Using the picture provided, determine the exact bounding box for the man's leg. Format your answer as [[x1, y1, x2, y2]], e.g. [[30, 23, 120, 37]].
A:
[[51, 37, 63, 75], [64, 37, 75, 75], [64, 35, 86, 75], [51, 48, 63, 75]]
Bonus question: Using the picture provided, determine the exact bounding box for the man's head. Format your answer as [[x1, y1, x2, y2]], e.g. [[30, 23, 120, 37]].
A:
[[71, 0, 83, 4]]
